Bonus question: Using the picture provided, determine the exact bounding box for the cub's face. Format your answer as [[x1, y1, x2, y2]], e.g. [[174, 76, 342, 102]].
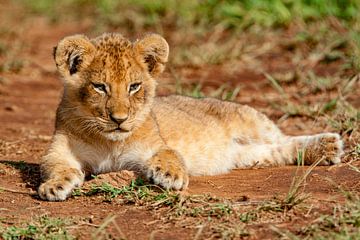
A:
[[53, 33, 169, 141]]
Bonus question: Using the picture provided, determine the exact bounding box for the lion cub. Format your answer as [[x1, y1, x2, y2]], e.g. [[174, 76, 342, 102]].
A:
[[38, 33, 343, 201]]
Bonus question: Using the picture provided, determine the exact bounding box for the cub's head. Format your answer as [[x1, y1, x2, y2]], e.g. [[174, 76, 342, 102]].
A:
[[54, 33, 169, 141]]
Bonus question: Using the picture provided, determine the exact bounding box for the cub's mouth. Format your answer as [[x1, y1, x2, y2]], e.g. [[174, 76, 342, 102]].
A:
[[103, 122, 130, 133], [110, 127, 130, 133]]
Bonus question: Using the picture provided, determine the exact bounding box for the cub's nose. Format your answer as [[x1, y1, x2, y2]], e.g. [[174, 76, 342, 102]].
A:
[[109, 112, 128, 125]]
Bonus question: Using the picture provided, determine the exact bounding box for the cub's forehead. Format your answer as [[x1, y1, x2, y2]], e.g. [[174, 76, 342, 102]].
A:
[[92, 33, 133, 59], [89, 33, 137, 78]]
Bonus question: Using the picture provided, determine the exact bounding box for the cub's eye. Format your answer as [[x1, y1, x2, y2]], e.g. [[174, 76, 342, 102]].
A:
[[92, 83, 107, 94], [129, 82, 141, 94]]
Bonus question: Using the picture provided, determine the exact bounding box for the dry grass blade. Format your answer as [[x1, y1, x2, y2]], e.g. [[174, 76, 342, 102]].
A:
[[0, 186, 35, 195], [91, 215, 126, 240], [193, 224, 206, 240], [270, 225, 301, 240], [283, 152, 325, 210], [264, 72, 286, 95]]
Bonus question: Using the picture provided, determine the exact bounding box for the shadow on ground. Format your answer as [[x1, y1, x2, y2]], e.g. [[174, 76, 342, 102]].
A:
[[0, 160, 40, 190]]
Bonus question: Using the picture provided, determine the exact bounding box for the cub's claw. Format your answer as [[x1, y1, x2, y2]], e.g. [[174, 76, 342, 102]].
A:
[[147, 165, 189, 190], [38, 173, 83, 201], [147, 149, 189, 190]]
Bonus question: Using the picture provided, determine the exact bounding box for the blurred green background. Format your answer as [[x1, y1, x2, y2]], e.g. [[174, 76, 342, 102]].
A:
[[24, 0, 360, 28], [8, 0, 357, 69]]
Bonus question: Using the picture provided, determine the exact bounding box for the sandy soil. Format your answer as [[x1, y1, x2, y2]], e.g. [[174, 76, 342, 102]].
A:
[[0, 4, 359, 240]]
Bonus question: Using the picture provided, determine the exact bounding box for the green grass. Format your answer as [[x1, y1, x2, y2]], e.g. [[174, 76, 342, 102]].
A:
[[80, 178, 180, 207], [294, 192, 360, 239], [174, 81, 241, 100], [78, 172, 312, 238], [82, 176, 306, 218], [80, 178, 233, 219], [270, 169, 360, 239], [81, 180, 250, 238], [15, 0, 360, 68], [76, 148, 336, 227], [22, 0, 360, 28], [0, 216, 74, 240]]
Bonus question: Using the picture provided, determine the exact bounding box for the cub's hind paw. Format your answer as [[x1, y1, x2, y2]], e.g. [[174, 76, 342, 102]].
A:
[[303, 133, 344, 165]]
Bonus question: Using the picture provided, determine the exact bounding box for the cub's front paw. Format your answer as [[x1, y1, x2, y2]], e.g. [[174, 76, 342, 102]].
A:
[[147, 150, 189, 190], [38, 173, 83, 201]]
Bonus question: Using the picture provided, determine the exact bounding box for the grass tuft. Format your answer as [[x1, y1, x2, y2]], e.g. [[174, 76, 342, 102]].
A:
[[0, 216, 74, 240]]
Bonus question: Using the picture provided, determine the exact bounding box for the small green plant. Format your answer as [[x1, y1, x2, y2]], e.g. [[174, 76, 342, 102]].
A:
[[83, 179, 236, 219], [280, 152, 324, 211], [176, 83, 240, 101], [176, 201, 233, 218], [210, 84, 241, 101], [241, 153, 316, 217], [239, 210, 258, 223], [71, 188, 82, 197], [0, 216, 74, 240], [181, 83, 204, 99], [84, 178, 180, 206]]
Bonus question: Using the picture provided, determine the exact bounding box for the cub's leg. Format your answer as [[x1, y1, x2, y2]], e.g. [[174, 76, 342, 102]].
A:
[[235, 133, 343, 168], [38, 134, 84, 201], [146, 149, 189, 190]]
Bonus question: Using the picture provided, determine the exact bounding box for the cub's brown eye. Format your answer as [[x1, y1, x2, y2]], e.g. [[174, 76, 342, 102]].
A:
[[92, 83, 107, 94], [129, 82, 141, 94]]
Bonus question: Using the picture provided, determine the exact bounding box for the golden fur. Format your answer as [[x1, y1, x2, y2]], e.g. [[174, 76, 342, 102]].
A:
[[38, 33, 344, 201]]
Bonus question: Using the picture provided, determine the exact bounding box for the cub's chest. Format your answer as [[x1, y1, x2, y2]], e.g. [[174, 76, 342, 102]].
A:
[[72, 140, 155, 174]]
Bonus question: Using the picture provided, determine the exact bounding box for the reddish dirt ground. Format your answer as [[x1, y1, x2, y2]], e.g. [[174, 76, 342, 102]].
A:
[[1, 5, 360, 240]]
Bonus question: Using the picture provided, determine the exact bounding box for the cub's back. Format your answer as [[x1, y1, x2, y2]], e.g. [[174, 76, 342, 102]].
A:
[[152, 95, 281, 143], [150, 95, 283, 175]]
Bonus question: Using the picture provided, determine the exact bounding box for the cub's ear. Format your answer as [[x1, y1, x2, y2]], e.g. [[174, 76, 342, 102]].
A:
[[53, 34, 95, 77], [134, 34, 169, 77]]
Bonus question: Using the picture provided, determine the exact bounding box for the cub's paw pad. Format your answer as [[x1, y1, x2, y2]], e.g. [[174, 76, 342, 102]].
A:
[[38, 176, 82, 201], [147, 164, 188, 191]]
